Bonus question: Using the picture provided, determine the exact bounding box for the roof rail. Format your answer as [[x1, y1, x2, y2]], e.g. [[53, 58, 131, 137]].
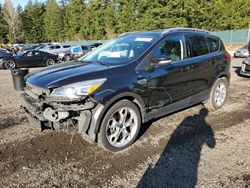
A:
[[118, 31, 140, 37], [161, 27, 210, 35]]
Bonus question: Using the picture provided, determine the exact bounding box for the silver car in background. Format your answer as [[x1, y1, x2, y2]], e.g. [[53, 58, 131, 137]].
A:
[[234, 45, 249, 58], [41, 43, 71, 56], [58, 45, 92, 61]]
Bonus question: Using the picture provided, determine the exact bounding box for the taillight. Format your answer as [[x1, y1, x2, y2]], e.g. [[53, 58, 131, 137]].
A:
[[224, 52, 231, 59]]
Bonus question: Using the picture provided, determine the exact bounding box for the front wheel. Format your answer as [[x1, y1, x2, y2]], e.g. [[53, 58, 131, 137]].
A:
[[98, 100, 141, 152], [204, 77, 229, 111]]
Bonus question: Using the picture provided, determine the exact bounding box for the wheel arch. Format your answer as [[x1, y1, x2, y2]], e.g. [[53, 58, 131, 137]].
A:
[[213, 72, 230, 86], [93, 92, 147, 135]]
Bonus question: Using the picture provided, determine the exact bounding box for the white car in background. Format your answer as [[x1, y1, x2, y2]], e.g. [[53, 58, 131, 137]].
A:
[[58, 45, 92, 61], [41, 43, 71, 56], [234, 45, 250, 58]]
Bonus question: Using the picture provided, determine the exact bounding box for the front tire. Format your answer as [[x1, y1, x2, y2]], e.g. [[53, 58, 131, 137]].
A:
[[98, 100, 141, 152], [4, 60, 16, 70], [204, 77, 229, 111]]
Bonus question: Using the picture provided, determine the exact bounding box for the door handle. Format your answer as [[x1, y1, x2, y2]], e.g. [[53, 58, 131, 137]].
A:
[[181, 65, 191, 72]]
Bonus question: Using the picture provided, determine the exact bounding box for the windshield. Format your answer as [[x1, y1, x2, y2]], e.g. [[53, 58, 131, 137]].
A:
[[80, 34, 158, 65]]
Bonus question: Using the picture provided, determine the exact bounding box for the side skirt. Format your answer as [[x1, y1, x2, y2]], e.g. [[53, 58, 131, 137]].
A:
[[145, 89, 209, 121]]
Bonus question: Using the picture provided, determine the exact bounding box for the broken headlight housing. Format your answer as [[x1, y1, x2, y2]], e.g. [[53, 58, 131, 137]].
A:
[[50, 78, 107, 100]]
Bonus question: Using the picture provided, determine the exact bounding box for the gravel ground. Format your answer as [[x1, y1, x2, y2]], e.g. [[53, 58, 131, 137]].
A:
[[0, 58, 249, 188]]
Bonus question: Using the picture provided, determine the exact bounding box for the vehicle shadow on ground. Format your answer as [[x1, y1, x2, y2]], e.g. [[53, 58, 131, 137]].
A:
[[137, 108, 216, 188], [232, 66, 242, 76]]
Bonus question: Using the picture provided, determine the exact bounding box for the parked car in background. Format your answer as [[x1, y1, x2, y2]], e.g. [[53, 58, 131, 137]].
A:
[[23, 28, 231, 152], [41, 43, 71, 55], [21, 43, 49, 52], [58, 45, 92, 61], [240, 58, 250, 76], [234, 45, 250, 58], [90, 42, 103, 50], [2, 50, 58, 70]]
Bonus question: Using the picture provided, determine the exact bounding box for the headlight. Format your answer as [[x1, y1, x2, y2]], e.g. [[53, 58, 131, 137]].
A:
[[50, 78, 107, 100]]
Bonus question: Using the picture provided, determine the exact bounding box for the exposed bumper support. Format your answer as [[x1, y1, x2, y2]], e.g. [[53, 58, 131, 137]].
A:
[[21, 93, 105, 144]]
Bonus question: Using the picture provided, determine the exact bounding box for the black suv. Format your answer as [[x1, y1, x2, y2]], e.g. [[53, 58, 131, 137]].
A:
[[22, 28, 231, 152]]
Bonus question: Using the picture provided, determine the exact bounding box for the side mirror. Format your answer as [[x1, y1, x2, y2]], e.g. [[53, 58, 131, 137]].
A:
[[151, 55, 172, 66]]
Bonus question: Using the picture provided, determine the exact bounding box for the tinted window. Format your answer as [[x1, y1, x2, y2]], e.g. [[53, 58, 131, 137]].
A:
[[55, 45, 61, 49], [48, 45, 54, 50], [154, 35, 187, 62], [207, 37, 219, 52], [34, 51, 40, 56], [189, 35, 209, 57], [25, 51, 33, 57], [63, 45, 71, 48], [81, 46, 88, 50]]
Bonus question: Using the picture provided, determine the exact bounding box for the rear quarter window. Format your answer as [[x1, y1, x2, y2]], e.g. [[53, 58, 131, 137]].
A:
[[207, 37, 219, 52], [189, 35, 209, 57]]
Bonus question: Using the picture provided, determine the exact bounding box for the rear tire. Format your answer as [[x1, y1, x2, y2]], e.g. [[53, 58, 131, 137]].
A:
[[204, 77, 228, 111], [46, 59, 55, 66], [4, 60, 16, 70], [98, 100, 141, 152], [64, 55, 71, 61]]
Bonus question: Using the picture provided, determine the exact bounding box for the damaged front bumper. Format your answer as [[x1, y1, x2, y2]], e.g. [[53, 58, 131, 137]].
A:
[[241, 59, 250, 76], [21, 85, 104, 144]]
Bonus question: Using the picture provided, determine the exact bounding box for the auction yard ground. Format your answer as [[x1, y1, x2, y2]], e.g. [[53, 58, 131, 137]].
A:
[[0, 58, 249, 187]]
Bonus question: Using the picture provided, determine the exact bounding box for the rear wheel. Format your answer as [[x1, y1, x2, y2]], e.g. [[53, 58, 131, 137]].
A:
[[98, 100, 141, 152], [46, 59, 55, 66], [204, 77, 228, 111], [64, 55, 71, 61], [4, 60, 16, 70]]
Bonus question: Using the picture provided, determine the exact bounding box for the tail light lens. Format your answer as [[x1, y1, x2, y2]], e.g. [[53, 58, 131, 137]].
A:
[[224, 52, 231, 59]]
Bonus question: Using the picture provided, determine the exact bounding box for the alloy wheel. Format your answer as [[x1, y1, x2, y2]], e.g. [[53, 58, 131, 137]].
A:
[[106, 107, 138, 148]]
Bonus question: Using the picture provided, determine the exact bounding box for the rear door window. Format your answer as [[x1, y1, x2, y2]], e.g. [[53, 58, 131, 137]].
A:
[[81, 46, 88, 50], [55, 45, 61, 49], [189, 35, 209, 57], [63, 45, 71, 48], [207, 37, 219, 53]]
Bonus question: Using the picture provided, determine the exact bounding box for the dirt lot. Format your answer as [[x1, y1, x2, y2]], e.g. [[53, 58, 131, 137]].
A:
[[0, 58, 249, 188]]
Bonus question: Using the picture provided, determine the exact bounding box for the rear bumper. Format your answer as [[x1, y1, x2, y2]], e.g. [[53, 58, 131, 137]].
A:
[[240, 60, 250, 76], [21, 93, 103, 144], [240, 71, 250, 77]]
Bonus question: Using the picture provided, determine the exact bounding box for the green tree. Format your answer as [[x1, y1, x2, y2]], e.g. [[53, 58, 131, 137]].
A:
[[116, 0, 137, 33], [44, 0, 64, 41], [2, 0, 23, 43], [22, 0, 46, 43], [64, 0, 85, 40], [0, 4, 8, 43]]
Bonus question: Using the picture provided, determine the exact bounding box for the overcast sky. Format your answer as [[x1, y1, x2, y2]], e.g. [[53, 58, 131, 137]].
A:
[[0, 0, 45, 8]]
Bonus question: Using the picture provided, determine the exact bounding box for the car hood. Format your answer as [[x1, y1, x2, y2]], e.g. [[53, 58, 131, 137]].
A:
[[26, 61, 110, 88]]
